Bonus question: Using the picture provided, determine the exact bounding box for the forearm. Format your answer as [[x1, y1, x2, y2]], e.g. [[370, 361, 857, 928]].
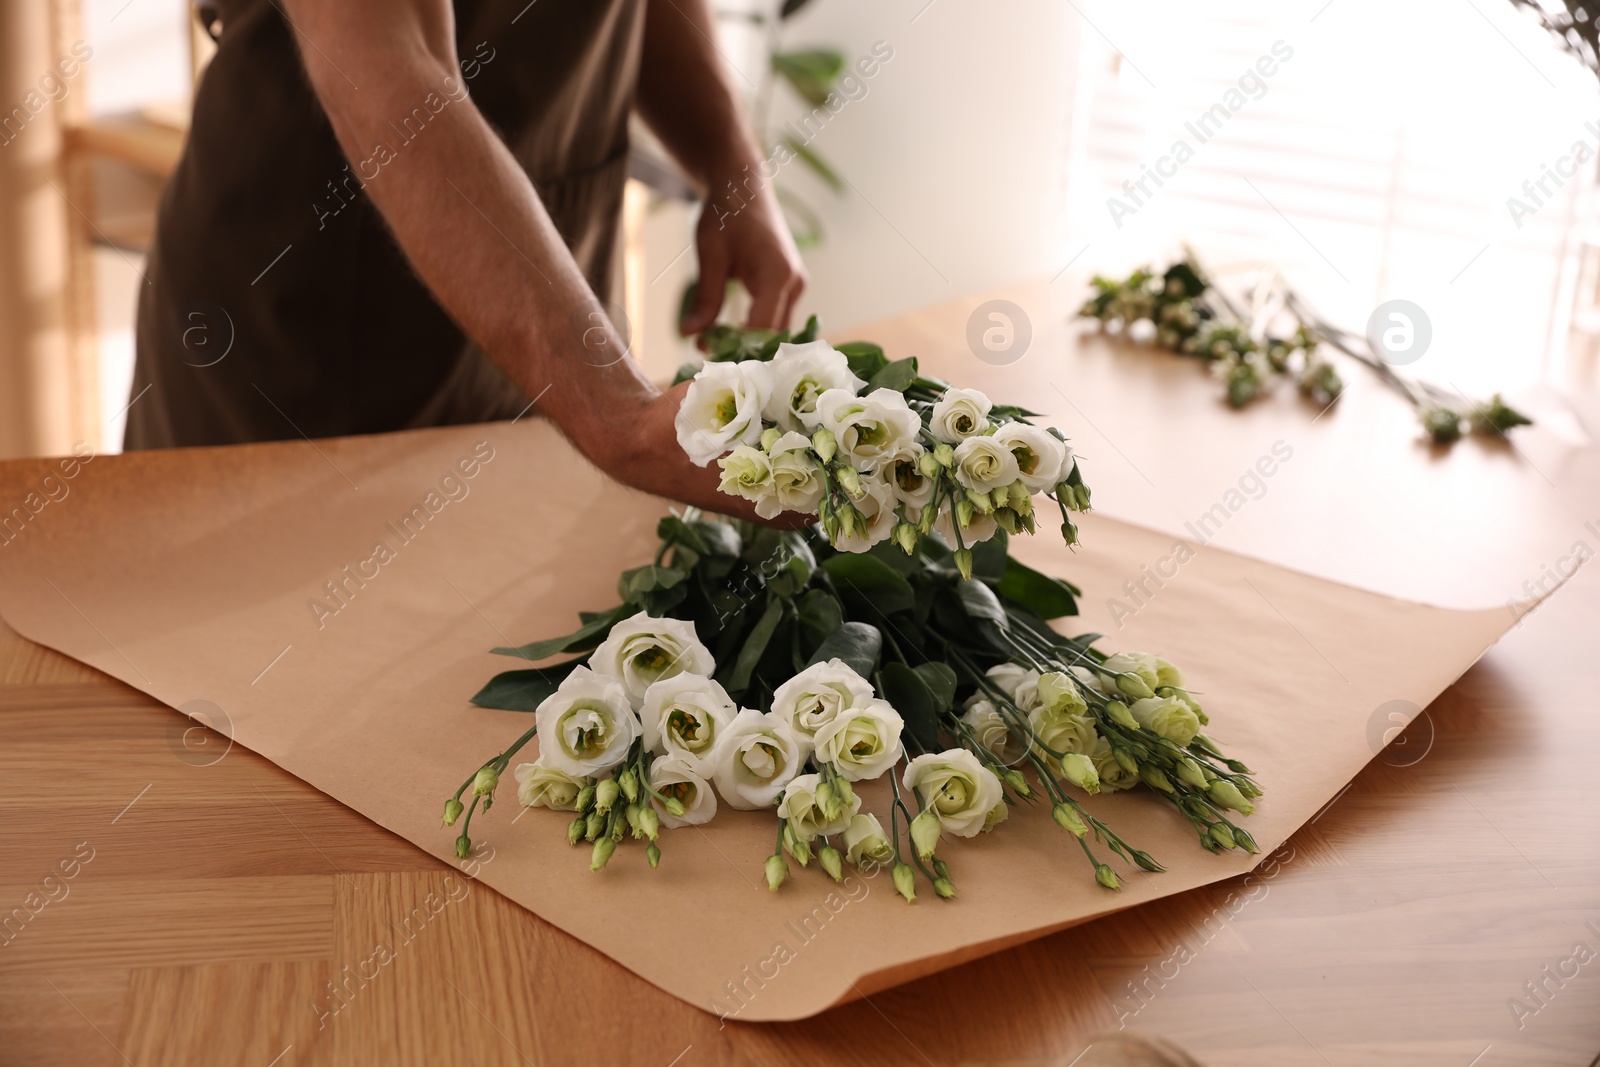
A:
[[636, 0, 764, 190], [282, 0, 655, 467]]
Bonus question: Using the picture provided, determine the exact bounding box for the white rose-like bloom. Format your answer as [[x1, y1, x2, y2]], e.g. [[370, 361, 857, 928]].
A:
[[639, 672, 737, 773], [1129, 694, 1201, 747], [881, 441, 935, 512], [513, 760, 587, 810], [902, 749, 1004, 838], [762, 340, 865, 432], [717, 445, 776, 513], [992, 422, 1069, 493], [952, 435, 1022, 493], [589, 611, 715, 709], [1029, 703, 1099, 756], [814, 698, 905, 781], [960, 695, 1026, 766], [712, 708, 803, 809], [934, 504, 999, 546], [986, 663, 1042, 712], [649, 755, 717, 828], [776, 772, 862, 840], [1104, 651, 1184, 689], [770, 658, 875, 757], [675, 359, 771, 466], [1088, 736, 1139, 792], [1070, 665, 1107, 696], [815, 387, 921, 471], [765, 431, 825, 517], [532, 666, 640, 776], [929, 387, 993, 444], [831, 468, 899, 553]]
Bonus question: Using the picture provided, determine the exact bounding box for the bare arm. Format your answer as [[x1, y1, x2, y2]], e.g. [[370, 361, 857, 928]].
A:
[[635, 0, 806, 332], [278, 0, 783, 519]]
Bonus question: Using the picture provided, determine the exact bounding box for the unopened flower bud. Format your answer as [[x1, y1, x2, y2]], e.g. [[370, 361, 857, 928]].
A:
[[567, 816, 585, 846], [574, 782, 597, 812], [835, 465, 863, 498], [783, 824, 813, 866], [646, 842, 662, 868], [455, 834, 471, 859], [933, 878, 956, 899], [765, 853, 788, 891], [917, 502, 937, 533], [1051, 802, 1088, 837], [1116, 672, 1155, 700], [1209, 779, 1255, 815], [1139, 764, 1175, 793], [1232, 827, 1260, 854], [819, 845, 843, 882], [1008, 481, 1031, 511], [590, 837, 616, 871], [933, 443, 955, 467], [637, 805, 660, 841], [1105, 700, 1139, 729], [1209, 822, 1236, 850], [892, 863, 917, 902], [955, 497, 975, 528], [618, 768, 640, 803], [910, 810, 942, 859], [1095, 864, 1121, 890], [1112, 747, 1139, 776], [471, 766, 499, 797], [1060, 519, 1079, 546], [1060, 752, 1101, 794], [837, 506, 857, 537], [983, 802, 1009, 832], [989, 486, 1010, 511], [595, 778, 620, 814], [811, 427, 837, 464], [760, 426, 782, 451], [1175, 757, 1208, 789], [968, 488, 994, 514], [584, 809, 604, 841], [918, 452, 942, 478], [662, 795, 686, 817], [894, 523, 920, 555], [994, 508, 1019, 534], [624, 802, 642, 837], [954, 548, 974, 580], [1003, 769, 1031, 796], [442, 798, 464, 827]]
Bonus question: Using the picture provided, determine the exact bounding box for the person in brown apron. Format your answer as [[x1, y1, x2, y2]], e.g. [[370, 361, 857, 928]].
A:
[[126, 0, 804, 519]]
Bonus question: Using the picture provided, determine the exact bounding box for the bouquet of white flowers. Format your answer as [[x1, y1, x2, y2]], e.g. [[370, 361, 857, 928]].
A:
[[443, 324, 1261, 901], [673, 316, 1090, 576]]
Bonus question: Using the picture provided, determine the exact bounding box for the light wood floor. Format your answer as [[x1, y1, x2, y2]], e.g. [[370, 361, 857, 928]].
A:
[[3, 551, 1598, 1066]]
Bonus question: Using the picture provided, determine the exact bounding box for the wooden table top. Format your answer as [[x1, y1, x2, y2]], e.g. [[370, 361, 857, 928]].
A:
[[4, 292, 1600, 1065]]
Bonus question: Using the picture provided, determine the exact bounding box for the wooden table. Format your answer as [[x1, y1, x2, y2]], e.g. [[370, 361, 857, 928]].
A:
[[4, 290, 1600, 1066]]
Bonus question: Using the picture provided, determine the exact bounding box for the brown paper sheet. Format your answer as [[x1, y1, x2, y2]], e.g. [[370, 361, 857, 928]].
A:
[[0, 419, 1537, 1020]]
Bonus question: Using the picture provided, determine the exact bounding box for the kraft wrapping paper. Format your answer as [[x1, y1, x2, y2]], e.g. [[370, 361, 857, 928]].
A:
[[0, 420, 1536, 1020]]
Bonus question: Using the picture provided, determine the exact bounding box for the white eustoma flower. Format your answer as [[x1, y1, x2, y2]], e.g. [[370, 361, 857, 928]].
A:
[[986, 662, 1042, 711], [902, 749, 1004, 838], [1129, 694, 1201, 747], [934, 504, 999, 546], [815, 387, 921, 471], [649, 755, 718, 828], [712, 708, 803, 809], [1103, 651, 1184, 689], [960, 695, 1026, 766], [513, 760, 587, 810], [675, 359, 771, 466], [929, 387, 993, 443], [765, 431, 825, 517], [776, 772, 861, 840], [842, 812, 894, 867], [762, 340, 865, 432], [832, 467, 899, 553], [952, 435, 1021, 493], [814, 698, 905, 781], [589, 611, 715, 709], [717, 445, 777, 514], [992, 422, 1068, 493], [533, 666, 640, 776], [770, 659, 875, 757], [1029, 702, 1099, 756], [881, 440, 935, 512], [639, 672, 737, 773]]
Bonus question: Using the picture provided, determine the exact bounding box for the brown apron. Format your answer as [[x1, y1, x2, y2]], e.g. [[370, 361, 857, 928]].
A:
[[126, 0, 644, 449]]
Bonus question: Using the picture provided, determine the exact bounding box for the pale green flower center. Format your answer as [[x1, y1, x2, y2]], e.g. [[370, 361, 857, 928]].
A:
[[667, 708, 709, 751], [933, 776, 971, 814]]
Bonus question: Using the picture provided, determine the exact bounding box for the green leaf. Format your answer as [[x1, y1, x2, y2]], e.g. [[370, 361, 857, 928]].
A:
[[880, 662, 940, 752], [996, 556, 1080, 619], [796, 588, 844, 650], [836, 341, 888, 382], [956, 578, 1009, 629], [656, 515, 708, 555], [988, 404, 1043, 420], [866, 357, 919, 393], [913, 662, 958, 713], [779, 0, 818, 18], [671, 361, 699, 386], [791, 314, 821, 345], [805, 621, 882, 678], [969, 528, 1009, 582], [492, 604, 629, 660], [822, 553, 915, 616], [782, 136, 844, 193], [690, 518, 743, 558], [721, 596, 784, 696], [620, 565, 685, 602], [470, 660, 582, 711], [771, 49, 846, 106]]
